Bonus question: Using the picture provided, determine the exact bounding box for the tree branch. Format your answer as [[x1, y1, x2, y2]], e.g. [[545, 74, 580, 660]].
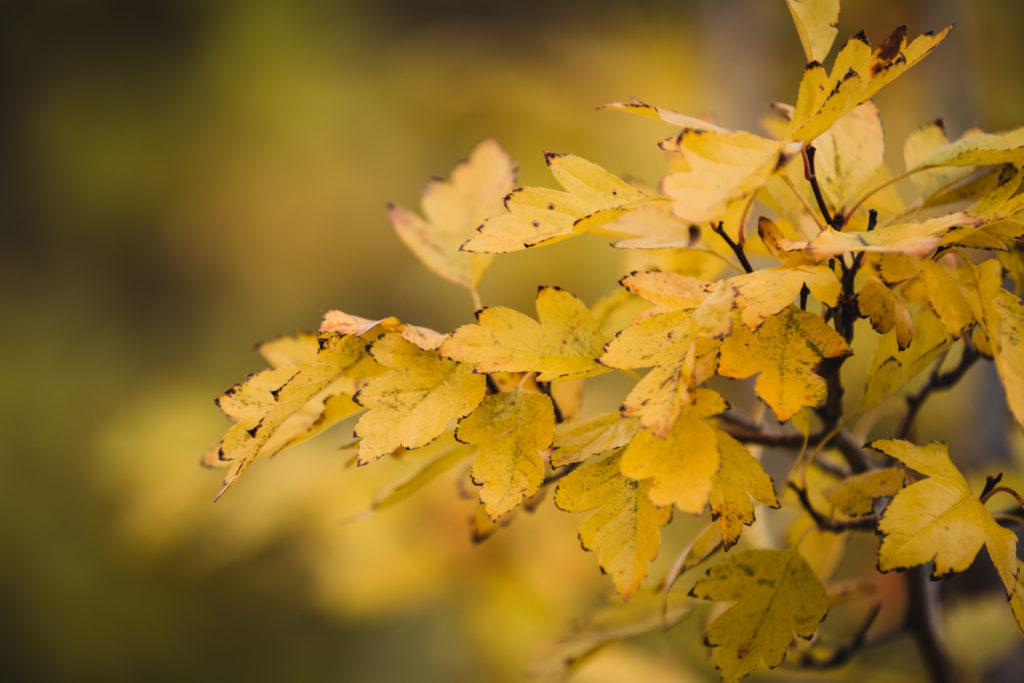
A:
[[906, 565, 959, 683], [711, 221, 753, 273], [788, 482, 877, 532], [803, 145, 837, 228], [899, 337, 980, 439]]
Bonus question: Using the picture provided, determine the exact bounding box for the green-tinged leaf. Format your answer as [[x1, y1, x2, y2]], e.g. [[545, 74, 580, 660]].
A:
[[860, 308, 952, 409], [441, 287, 606, 381], [710, 431, 780, 548], [719, 307, 852, 422], [365, 436, 474, 513], [389, 138, 515, 288], [903, 121, 978, 199], [690, 548, 829, 681], [456, 391, 555, 519], [823, 467, 905, 517], [786, 0, 840, 63], [555, 452, 673, 598], [875, 439, 1018, 595], [912, 126, 1024, 168], [620, 388, 727, 513], [353, 333, 486, 464], [550, 413, 639, 468]]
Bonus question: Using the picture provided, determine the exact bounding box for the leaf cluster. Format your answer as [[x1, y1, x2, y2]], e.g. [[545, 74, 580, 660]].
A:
[[206, 1, 1024, 679]]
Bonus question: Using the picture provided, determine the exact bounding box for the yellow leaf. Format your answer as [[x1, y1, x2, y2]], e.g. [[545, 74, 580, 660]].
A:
[[710, 431, 780, 549], [620, 388, 726, 513], [606, 203, 701, 250], [988, 290, 1024, 432], [690, 548, 829, 681], [912, 125, 1024, 168], [789, 514, 848, 583], [389, 139, 514, 289], [441, 286, 606, 381], [660, 130, 796, 224], [598, 98, 728, 132], [920, 260, 976, 338], [554, 452, 673, 598], [462, 152, 652, 253], [728, 265, 841, 329], [856, 275, 914, 348], [215, 333, 369, 497], [550, 413, 639, 468], [365, 436, 474, 513], [353, 333, 487, 464], [786, 0, 840, 63], [903, 121, 977, 200], [813, 101, 884, 209], [758, 217, 815, 267], [874, 439, 1018, 595], [320, 309, 445, 350], [1010, 560, 1024, 637], [256, 332, 320, 368], [859, 308, 952, 409], [719, 307, 852, 422], [823, 467, 906, 517], [788, 26, 953, 142], [456, 391, 555, 519], [619, 270, 711, 309], [780, 211, 977, 260]]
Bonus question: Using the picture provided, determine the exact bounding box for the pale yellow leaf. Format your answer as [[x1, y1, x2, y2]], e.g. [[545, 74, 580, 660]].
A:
[[389, 139, 514, 288], [823, 467, 906, 517], [875, 439, 1018, 595], [786, 0, 840, 63], [550, 413, 639, 468]]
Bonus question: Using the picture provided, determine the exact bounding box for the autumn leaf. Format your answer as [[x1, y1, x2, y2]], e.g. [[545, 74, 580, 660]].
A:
[[690, 548, 829, 681], [859, 308, 952, 409], [910, 125, 1024, 169], [1011, 560, 1024, 637], [550, 413, 638, 468], [462, 152, 652, 253], [779, 211, 977, 260], [456, 391, 555, 519], [920, 259, 976, 337], [441, 286, 606, 381], [215, 333, 370, 497], [620, 388, 726, 513], [719, 306, 852, 422], [903, 121, 978, 201], [874, 439, 1018, 595], [787, 25, 953, 142], [554, 451, 672, 598], [710, 431, 780, 548], [320, 309, 446, 350], [388, 139, 515, 290], [728, 265, 841, 329], [352, 333, 486, 464], [823, 467, 905, 517], [786, 0, 840, 63], [758, 217, 815, 267], [598, 97, 727, 132], [813, 101, 884, 209], [856, 276, 913, 348], [985, 289, 1024, 432]]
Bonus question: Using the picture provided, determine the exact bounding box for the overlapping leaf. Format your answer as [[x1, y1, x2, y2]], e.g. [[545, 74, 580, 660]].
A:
[[719, 306, 851, 422], [620, 388, 727, 512], [786, 0, 840, 63], [554, 452, 672, 598], [353, 333, 486, 464], [860, 308, 952, 409], [856, 275, 913, 348], [690, 548, 829, 681], [456, 391, 555, 519], [441, 287, 606, 381], [710, 432, 780, 548], [823, 467, 905, 517], [462, 152, 653, 253], [550, 413, 638, 468], [388, 138, 515, 289], [874, 439, 1018, 595]]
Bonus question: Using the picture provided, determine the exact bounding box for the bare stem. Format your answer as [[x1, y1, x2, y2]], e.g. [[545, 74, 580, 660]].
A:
[[711, 221, 754, 273]]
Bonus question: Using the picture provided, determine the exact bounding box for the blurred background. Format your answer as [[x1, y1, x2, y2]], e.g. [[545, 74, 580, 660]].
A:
[[4, 0, 1024, 680]]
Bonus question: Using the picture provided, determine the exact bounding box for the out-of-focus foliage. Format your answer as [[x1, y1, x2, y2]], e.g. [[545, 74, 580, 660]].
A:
[[6, 0, 1024, 682]]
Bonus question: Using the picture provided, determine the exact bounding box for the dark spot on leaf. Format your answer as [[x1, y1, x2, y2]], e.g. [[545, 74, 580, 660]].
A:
[[547, 203, 555, 210], [876, 25, 907, 63], [246, 425, 260, 438], [532, 220, 540, 227]]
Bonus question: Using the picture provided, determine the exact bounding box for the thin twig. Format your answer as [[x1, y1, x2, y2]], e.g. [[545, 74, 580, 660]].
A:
[[788, 482, 877, 532], [980, 485, 1024, 509], [710, 221, 754, 273], [803, 146, 836, 228], [794, 604, 884, 670], [899, 337, 980, 439]]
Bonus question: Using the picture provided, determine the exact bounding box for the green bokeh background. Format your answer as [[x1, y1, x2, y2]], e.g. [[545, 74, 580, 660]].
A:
[[4, 1, 1024, 680]]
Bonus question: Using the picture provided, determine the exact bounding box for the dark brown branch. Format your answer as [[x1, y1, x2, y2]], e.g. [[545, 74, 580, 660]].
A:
[[906, 566, 959, 683], [794, 604, 884, 670], [898, 337, 980, 439], [803, 145, 837, 228], [788, 482, 877, 532], [711, 221, 754, 273]]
